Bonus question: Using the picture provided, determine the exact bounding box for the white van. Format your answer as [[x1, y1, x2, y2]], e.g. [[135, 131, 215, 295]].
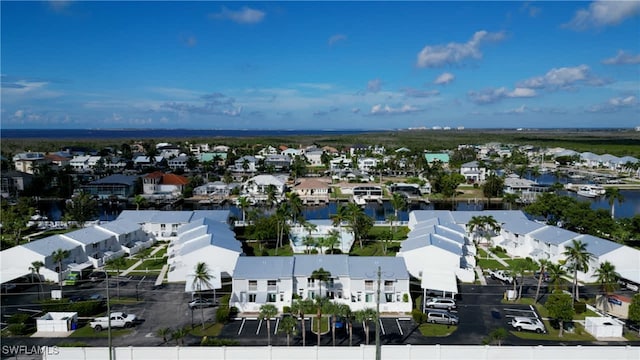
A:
[[426, 310, 459, 325]]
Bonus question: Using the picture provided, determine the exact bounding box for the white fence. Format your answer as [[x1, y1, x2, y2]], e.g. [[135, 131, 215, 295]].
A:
[[42, 345, 639, 360]]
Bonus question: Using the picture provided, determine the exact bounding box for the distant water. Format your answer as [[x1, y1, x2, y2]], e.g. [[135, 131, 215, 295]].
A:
[[1, 128, 381, 140]]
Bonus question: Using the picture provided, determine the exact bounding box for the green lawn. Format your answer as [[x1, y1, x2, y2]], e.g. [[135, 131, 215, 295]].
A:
[[418, 323, 458, 337], [69, 325, 133, 338], [104, 257, 139, 271], [189, 322, 224, 337], [510, 320, 595, 341], [477, 258, 507, 270], [311, 316, 330, 334], [139, 257, 167, 270]]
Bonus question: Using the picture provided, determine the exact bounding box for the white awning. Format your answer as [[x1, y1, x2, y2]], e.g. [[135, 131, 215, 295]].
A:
[[420, 270, 458, 295]]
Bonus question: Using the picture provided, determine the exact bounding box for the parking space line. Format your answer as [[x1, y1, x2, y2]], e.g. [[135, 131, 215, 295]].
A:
[[256, 319, 263, 335], [395, 318, 404, 336], [379, 319, 385, 335], [237, 318, 246, 335]]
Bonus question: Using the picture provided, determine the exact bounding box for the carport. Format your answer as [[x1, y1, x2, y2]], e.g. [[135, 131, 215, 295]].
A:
[[421, 271, 458, 312]]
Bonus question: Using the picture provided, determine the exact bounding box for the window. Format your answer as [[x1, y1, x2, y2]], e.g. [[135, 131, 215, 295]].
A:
[[365, 293, 374, 302], [248, 280, 257, 291], [161, 224, 166, 230], [267, 293, 276, 302], [279, 292, 285, 302], [307, 278, 315, 287], [172, 224, 179, 230], [327, 278, 334, 288], [385, 293, 393, 302], [248, 293, 256, 302], [365, 280, 374, 291], [267, 280, 277, 291], [308, 291, 315, 299]]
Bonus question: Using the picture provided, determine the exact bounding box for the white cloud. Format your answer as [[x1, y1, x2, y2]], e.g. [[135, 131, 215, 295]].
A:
[[517, 65, 606, 90], [602, 50, 640, 65], [434, 72, 455, 85], [370, 103, 421, 115], [468, 87, 536, 104], [14, 110, 24, 118], [1, 79, 62, 102], [416, 30, 505, 68], [563, 1, 640, 30], [403, 88, 440, 98], [209, 6, 265, 24], [588, 95, 638, 113], [328, 34, 347, 46]]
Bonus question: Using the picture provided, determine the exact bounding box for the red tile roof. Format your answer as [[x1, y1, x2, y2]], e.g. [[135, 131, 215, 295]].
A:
[[162, 173, 188, 185]]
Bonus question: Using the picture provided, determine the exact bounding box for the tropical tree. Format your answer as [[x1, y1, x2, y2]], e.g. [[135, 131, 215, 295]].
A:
[[311, 268, 332, 346], [65, 192, 99, 227], [156, 327, 171, 344], [344, 202, 373, 249], [278, 314, 298, 346], [323, 229, 341, 254], [191, 262, 214, 329], [107, 256, 127, 299], [354, 308, 377, 345], [629, 294, 640, 334], [1, 198, 35, 247], [546, 292, 574, 337], [237, 196, 251, 224], [171, 327, 188, 346], [467, 215, 501, 245], [51, 248, 70, 289], [546, 263, 568, 292], [274, 202, 291, 254], [330, 204, 348, 237], [287, 191, 304, 224], [534, 259, 550, 303], [259, 304, 278, 346], [502, 192, 519, 210], [302, 235, 317, 254], [291, 298, 314, 347], [482, 174, 504, 206], [28, 261, 45, 300], [133, 194, 147, 210], [605, 187, 624, 219], [389, 192, 407, 236], [594, 261, 619, 295], [562, 239, 594, 301], [265, 184, 278, 207], [488, 327, 508, 346], [335, 303, 353, 346]]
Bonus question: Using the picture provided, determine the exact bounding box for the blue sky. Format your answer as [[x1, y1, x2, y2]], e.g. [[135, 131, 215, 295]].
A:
[[1, 1, 639, 130]]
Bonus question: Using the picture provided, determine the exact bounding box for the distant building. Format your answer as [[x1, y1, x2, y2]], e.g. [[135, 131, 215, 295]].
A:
[[459, 161, 486, 183], [424, 153, 450, 165], [81, 174, 139, 200], [142, 171, 188, 199], [12, 152, 48, 174]]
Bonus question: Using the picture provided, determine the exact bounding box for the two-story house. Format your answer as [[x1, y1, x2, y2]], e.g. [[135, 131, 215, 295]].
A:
[[142, 171, 188, 199], [12, 152, 48, 174], [459, 161, 486, 184]]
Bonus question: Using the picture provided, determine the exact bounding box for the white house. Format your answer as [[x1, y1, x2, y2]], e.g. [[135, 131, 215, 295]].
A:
[[288, 219, 354, 254], [62, 227, 125, 268], [304, 148, 325, 166], [231, 255, 412, 313], [293, 178, 330, 204], [357, 157, 379, 172], [12, 152, 48, 174], [96, 219, 153, 255], [241, 174, 287, 202], [459, 161, 486, 184], [234, 155, 258, 173]]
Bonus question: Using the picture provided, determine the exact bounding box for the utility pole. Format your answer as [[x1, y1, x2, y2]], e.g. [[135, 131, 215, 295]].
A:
[[105, 270, 112, 360], [375, 266, 381, 360]]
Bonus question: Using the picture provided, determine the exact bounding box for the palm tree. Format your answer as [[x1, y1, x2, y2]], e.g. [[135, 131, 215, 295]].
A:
[[389, 192, 407, 237], [51, 248, 70, 290], [534, 259, 550, 303], [466, 216, 485, 244], [156, 327, 171, 344], [502, 192, 519, 210], [562, 239, 594, 301], [237, 196, 250, 224], [278, 314, 298, 346], [330, 204, 348, 239], [265, 184, 278, 207], [547, 262, 568, 292], [171, 327, 188, 346], [311, 268, 331, 346], [323, 229, 341, 254], [302, 235, 317, 254], [291, 298, 314, 347], [191, 262, 214, 329], [28, 261, 45, 300], [259, 304, 278, 346], [286, 191, 304, 224], [107, 256, 127, 299], [605, 187, 624, 219], [594, 261, 620, 295], [274, 202, 290, 254], [354, 308, 377, 345], [335, 303, 353, 346], [133, 194, 146, 210], [345, 202, 373, 249]]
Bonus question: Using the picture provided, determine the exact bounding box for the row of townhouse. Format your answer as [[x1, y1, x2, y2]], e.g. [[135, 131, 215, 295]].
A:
[[0, 218, 152, 284], [231, 255, 412, 313], [405, 210, 640, 288]]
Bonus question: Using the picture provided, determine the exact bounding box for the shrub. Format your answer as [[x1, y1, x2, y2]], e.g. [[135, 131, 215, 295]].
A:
[[219, 294, 231, 306], [282, 306, 291, 314], [216, 306, 230, 323], [574, 301, 587, 314], [201, 337, 239, 346], [7, 323, 29, 336], [411, 309, 426, 324], [403, 293, 410, 303], [414, 296, 422, 310], [8, 313, 30, 324]]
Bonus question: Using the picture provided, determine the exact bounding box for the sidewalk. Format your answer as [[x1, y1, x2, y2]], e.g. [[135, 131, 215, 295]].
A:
[[121, 244, 166, 276], [484, 248, 509, 267]]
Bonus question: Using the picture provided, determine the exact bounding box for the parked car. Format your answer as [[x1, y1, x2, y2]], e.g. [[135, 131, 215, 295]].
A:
[[426, 310, 459, 325], [534, 271, 550, 282], [488, 269, 514, 284], [89, 271, 107, 282], [511, 317, 546, 333], [188, 298, 214, 309], [90, 312, 137, 331], [425, 297, 457, 310]]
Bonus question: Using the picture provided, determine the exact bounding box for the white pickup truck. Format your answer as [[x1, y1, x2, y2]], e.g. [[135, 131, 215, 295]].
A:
[[90, 312, 137, 331], [487, 269, 514, 284]]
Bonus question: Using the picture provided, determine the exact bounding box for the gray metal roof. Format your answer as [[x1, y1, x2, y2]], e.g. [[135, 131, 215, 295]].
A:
[[401, 233, 462, 255], [410, 224, 465, 245], [63, 227, 113, 245], [116, 210, 157, 223], [151, 211, 193, 223], [575, 234, 622, 256], [348, 257, 409, 280], [22, 234, 80, 256], [449, 210, 529, 225], [233, 257, 295, 279], [502, 218, 547, 235], [191, 210, 230, 223], [530, 226, 578, 245], [90, 174, 139, 186], [411, 211, 455, 225], [293, 255, 350, 277], [97, 219, 142, 235]]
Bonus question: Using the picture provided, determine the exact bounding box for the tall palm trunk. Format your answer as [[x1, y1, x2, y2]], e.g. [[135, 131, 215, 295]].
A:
[[301, 314, 306, 346], [534, 270, 544, 303]]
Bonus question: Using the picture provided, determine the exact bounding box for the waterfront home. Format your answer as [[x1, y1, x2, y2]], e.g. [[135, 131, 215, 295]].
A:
[[264, 154, 292, 171], [1, 170, 33, 199], [193, 181, 238, 199], [12, 152, 48, 174], [69, 155, 103, 172], [81, 174, 139, 200], [304, 148, 325, 166], [424, 153, 450, 165], [292, 178, 330, 204], [233, 155, 258, 173], [142, 171, 188, 200], [459, 161, 486, 184], [230, 255, 412, 313], [188, 143, 210, 155], [241, 174, 287, 202], [167, 155, 189, 170], [44, 153, 71, 169], [197, 152, 228, 167], [133, 155, 166, 169]]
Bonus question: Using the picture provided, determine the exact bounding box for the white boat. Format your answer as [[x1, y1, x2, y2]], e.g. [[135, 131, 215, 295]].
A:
[[577, 185, 604, 198], [353, 195, 367, 206]]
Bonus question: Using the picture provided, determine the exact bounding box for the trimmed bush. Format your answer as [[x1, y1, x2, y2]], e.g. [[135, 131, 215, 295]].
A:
[[411, 309, 427, 324], [282, 306, 291, 314], [574, 301, 587, 314]]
